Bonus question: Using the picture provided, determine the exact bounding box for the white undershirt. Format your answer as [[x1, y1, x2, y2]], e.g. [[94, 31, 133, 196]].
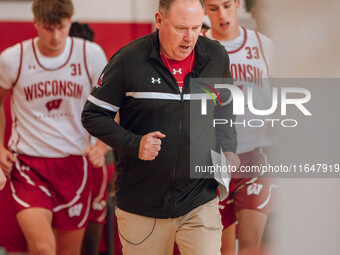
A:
[[33, 37, 72, 69], [205, 27, 245, 52]]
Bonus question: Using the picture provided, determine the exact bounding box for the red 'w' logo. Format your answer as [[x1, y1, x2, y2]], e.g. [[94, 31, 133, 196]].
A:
[[46, 99, 62, 112]]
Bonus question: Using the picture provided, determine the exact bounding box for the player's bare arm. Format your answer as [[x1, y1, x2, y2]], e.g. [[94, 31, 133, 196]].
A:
[[139, 131, 166, 161], [0, 87, 16, 176]]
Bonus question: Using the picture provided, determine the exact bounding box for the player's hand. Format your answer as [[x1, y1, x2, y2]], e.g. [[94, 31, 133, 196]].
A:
[[139, 131, 166, 161], [0, 146, 15, 176], [86, 144, 106, 168], [0, 168, 7, 190], [224, 151, 240, 170]]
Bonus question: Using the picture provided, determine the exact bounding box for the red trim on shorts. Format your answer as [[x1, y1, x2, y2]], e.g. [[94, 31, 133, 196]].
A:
[[13, 117, 21, 152], [255, 31, 269, 74], [13, 42, 23, 87], [83, 39, 92, 85], [32, 37, 74, 71], [89, 165, 108, 224], [77, 191, 92, 228], [228, 27, 248, 54]]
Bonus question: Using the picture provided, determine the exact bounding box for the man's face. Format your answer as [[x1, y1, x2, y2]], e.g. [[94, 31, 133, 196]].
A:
[[155, 0, 204, 60], [34, 17, 72, 57], [205, 0, 240, 40]]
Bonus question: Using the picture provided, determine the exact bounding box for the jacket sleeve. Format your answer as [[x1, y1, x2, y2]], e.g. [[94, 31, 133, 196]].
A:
[[214, 51, 237, 153], [81, 50, 142, 158]]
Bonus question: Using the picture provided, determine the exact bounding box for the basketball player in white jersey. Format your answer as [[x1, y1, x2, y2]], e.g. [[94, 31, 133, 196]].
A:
[[204, 0, 275, 254], [0, 0, 107, 254]]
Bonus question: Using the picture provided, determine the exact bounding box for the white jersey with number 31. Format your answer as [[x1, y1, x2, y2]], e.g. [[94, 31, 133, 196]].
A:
[[0, 37, 107, 157]]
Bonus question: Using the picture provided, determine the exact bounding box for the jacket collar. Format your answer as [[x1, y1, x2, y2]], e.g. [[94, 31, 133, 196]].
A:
[[150, 30, 211, 75]]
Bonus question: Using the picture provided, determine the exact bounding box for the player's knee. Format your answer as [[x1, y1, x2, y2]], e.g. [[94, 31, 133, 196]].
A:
[[30, 241, 55, 255], [238, 233, 262, 251], [221, 246, 235, 255]]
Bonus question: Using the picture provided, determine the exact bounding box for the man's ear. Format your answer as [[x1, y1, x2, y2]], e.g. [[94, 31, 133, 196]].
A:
[[33, 17, 38, 29], [155, 11, 163, 30]]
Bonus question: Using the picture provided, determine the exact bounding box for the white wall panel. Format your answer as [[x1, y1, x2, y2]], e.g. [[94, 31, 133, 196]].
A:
[[0, 0, 158, 22], [0, 1, 33, 21], [0, 0, 253, 26]]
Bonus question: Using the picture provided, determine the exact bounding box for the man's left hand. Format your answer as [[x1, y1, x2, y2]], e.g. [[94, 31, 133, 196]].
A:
[[224, 151, 240, 170]]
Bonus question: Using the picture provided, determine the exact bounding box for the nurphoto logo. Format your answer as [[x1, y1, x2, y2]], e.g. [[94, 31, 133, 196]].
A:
[[199, 83, 312, 128]]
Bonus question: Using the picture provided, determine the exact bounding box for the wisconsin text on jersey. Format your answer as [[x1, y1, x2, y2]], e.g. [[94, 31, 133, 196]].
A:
[[230, 63, 264, 87], [23, 80, 83, 101]]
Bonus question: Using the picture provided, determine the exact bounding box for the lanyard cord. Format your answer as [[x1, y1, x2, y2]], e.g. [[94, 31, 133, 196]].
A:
[[160, 49, 195, 75]]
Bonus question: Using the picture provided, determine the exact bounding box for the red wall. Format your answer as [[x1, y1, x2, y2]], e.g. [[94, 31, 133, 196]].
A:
[[0, 21, 152, 252], [0, 21, 153, 58]]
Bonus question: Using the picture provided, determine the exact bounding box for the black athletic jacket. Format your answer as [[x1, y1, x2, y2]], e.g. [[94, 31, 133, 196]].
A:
[[82, 31, 237, 218]]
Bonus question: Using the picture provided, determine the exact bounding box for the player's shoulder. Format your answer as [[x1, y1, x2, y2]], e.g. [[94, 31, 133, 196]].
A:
[[0, 39, 31, 88], [255, 31, 273, 47], [197, 32, 228, 56], [71, 37, 107, 63], [252, 30, 274, 60], [71, 37, 103, 52], [1, 41, 22, 61], [255, 31, 271, 41], [0, 39, 31, 68], [85, 39, 105, 52], [245, 28, 273, 47], [199, 29, 225, 49]]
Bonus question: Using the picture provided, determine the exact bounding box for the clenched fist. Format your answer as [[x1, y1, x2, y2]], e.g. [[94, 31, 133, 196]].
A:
[[139, 131, 166, 161]]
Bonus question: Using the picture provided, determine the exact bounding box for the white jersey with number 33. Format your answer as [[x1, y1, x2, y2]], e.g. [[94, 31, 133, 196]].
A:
[[203, 27, 273, 154]]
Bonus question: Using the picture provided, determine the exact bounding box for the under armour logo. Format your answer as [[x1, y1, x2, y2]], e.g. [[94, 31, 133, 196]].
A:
[[247, 183, 263, 196], [173, 68, 182, 75], [151, 77, 161, 84], [68, 203, 83, 218], [46, 99, 62, 112]]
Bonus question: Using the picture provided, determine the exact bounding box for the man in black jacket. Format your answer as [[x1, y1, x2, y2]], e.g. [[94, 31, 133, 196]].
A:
[[82, 0, 239, 254]]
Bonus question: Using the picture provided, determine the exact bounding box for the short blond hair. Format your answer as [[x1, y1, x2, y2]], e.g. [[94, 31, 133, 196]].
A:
[[32, 0, 74, 24]]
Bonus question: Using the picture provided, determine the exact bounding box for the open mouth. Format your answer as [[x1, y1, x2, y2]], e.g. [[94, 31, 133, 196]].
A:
[[180, 46, 190, 50], [220, 22, 230, 29]]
